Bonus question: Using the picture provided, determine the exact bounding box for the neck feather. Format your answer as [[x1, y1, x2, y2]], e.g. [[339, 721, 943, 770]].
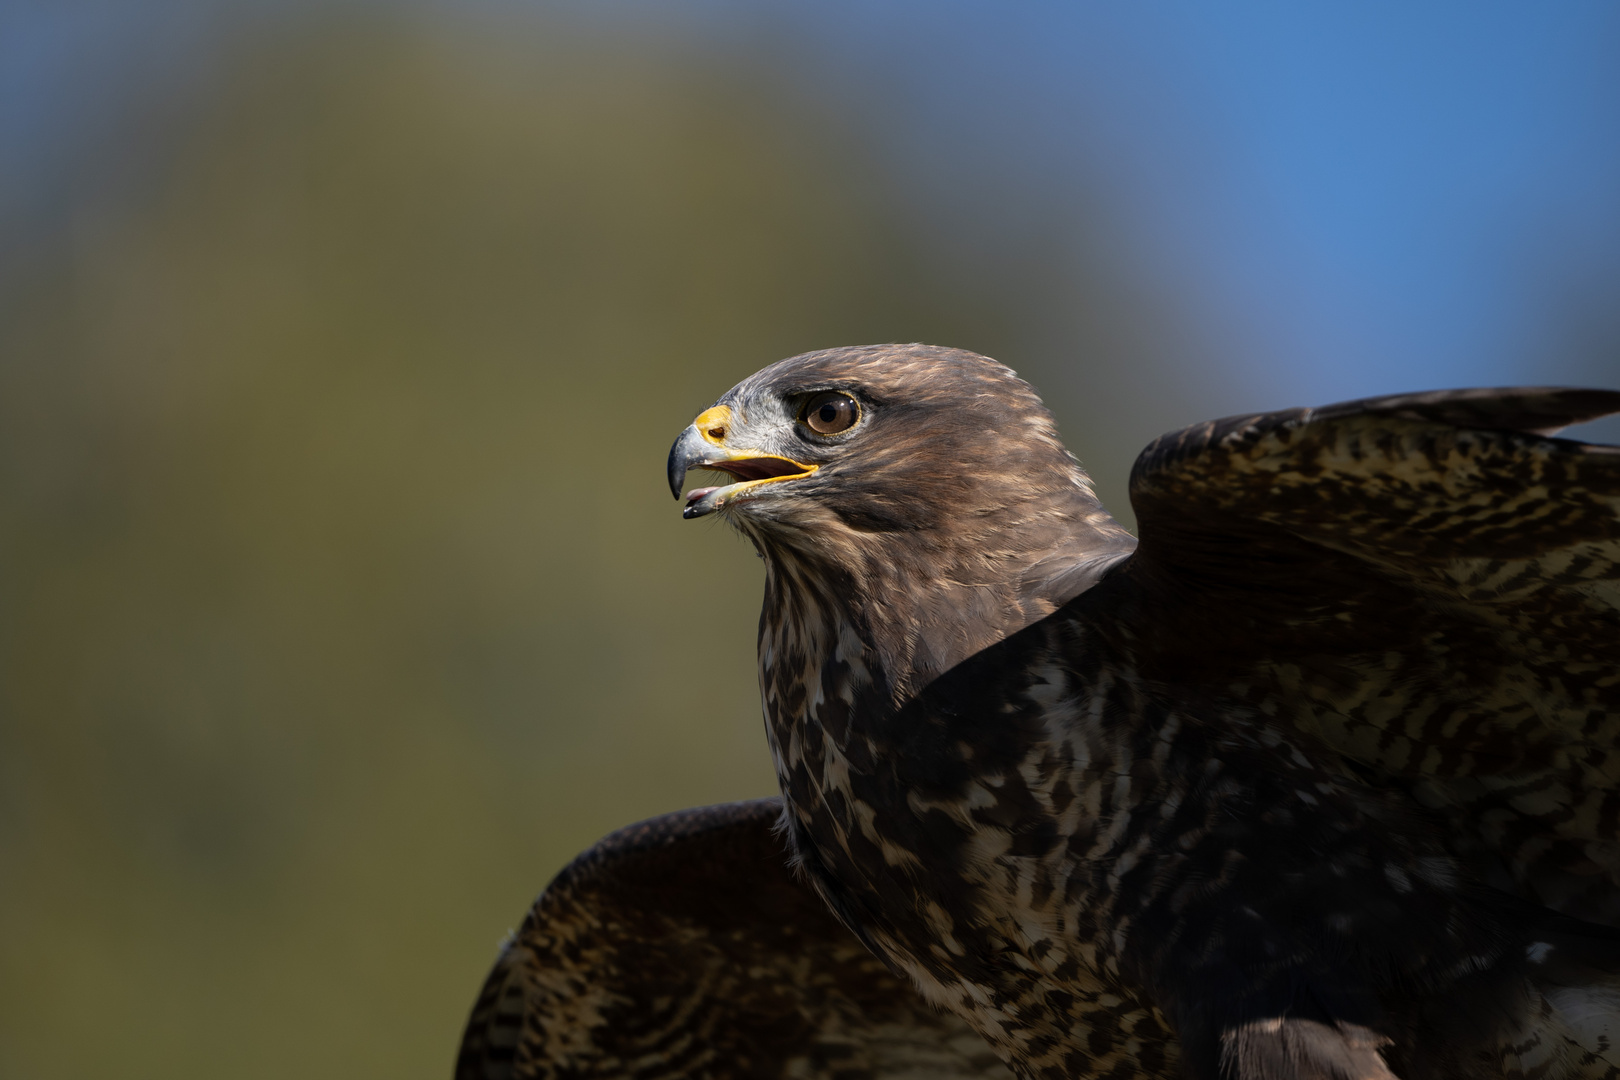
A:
[[749, 480, 1134, 705]]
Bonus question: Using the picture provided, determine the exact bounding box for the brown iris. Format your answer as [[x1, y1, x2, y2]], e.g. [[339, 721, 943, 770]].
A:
[[801, 392, 859, 435]]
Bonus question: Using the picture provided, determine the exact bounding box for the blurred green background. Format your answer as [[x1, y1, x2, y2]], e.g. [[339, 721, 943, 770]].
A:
[[3, 5, 1618, 1079], [0, 15, 1171, 1079]]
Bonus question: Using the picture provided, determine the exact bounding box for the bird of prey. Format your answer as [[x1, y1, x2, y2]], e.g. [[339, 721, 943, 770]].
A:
[[459, 344, 1620, 1080]]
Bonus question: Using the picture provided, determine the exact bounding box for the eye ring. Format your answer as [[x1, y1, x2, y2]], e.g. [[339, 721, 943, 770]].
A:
[[800, 391, 860, 436]]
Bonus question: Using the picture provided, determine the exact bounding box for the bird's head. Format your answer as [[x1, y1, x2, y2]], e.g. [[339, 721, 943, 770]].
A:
[[668, 343, 1098, 540], [667, 343, 1134, 689]]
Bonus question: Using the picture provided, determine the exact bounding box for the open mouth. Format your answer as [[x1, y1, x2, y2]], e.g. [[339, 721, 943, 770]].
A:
[[702, 457, 811, 484], [683, 455, 817, 518]]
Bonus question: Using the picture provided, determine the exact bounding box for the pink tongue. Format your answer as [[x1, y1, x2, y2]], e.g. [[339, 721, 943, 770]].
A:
[[685, 486, 720, 504]]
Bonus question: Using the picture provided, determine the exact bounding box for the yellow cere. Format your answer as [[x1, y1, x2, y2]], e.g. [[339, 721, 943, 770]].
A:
[[695, 405, 733, 445]]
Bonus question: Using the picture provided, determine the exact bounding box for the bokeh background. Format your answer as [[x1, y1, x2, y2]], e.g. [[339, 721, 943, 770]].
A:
[[3, 3, 1619, 1077]]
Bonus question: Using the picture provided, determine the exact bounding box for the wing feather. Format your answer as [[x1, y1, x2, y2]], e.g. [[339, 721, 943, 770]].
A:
[[455, 799, 1011, 1080], [1125, 387, 1620, 922]]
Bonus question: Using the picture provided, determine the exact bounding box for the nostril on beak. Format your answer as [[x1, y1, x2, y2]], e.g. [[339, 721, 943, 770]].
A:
[[693, 405, 734, 447]]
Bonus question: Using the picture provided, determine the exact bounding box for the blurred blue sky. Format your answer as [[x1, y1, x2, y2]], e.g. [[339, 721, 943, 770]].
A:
[[6, 1, 1619, 413]]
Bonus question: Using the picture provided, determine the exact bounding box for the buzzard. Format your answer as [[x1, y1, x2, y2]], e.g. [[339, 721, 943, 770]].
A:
[[459, 345, 1620, 1080]]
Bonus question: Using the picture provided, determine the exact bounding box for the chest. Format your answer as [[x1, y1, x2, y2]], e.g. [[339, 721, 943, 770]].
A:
[[755, 587, 1182, 1074]]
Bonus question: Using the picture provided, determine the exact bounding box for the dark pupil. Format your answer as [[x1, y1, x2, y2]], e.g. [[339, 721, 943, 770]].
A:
[[804, 392, 855, 434]]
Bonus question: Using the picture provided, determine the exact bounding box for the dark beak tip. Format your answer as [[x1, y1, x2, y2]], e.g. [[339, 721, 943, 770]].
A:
[[667, 437, 687, 500]]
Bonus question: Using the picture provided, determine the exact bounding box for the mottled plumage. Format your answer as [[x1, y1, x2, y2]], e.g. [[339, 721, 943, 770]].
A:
[[460, 345, 1620, 1080], [456, 799, 1011, 1079]]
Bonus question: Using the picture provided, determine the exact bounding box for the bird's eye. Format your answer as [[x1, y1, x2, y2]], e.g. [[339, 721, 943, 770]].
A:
[[801, 392, 859, 435]]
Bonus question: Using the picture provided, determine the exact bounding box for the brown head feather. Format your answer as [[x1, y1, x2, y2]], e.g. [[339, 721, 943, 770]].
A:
[[706, 343, 1134, 695]]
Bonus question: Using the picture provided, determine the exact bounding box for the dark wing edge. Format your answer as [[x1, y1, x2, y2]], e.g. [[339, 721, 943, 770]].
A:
[[1125, 383, 1620, 624], [456, 929, 526, 1080], [1309, 386, 1620, 436], [454, 798, 1012, 1080], [1121, 385, 1620, 921], [1134, 387, 1620, 478]]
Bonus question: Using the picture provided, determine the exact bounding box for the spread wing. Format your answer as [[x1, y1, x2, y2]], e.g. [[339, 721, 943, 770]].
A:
[[455, 798, 1011, 1080], [1125, 387, 1620, 922]]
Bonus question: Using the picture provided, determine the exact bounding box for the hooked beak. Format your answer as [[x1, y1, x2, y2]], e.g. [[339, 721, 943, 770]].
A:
[[667, 406, 817, 519]]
